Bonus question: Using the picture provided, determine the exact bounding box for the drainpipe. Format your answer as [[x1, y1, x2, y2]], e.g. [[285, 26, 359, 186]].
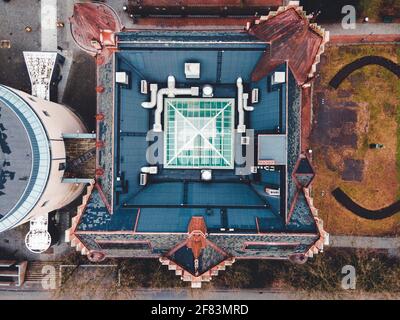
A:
[[237, 77, 246, 133], [153, 76, 199, 132], [141, 83, 158, 108], [243, 93, 254, 111]]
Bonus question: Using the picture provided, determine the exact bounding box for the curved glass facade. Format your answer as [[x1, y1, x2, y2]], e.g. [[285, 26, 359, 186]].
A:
[[0, 85, 51, 232]]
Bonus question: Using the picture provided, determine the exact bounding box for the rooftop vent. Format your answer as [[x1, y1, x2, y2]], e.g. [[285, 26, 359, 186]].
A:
[[201, 170, 212, 181], [251, 88, 259, 103], [140, 173, 148, 186], [116, 71, 129, 85], [185, 62, 200, 79], [265, 187, 280, 196], [140, 80, 148, 94], [272, 71, 286, 85], [241, 136, 250, 145], [202, 84, 213, 97]]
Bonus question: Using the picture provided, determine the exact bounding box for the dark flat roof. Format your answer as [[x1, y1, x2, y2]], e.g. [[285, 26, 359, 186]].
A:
[[0, 100, 32, 217], [80, 30, 316, 235]]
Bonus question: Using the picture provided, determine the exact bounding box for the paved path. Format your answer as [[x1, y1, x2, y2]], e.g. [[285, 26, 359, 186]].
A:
[[323, 23, 400, 36], [1, 287, 398, 300], [54, 0, 75, 103], [0, 287, 296, 300], [330, 236, 400, 249], [322, 23, 400, 44], [0, 0, 41, 91], [330, 34, 400, 44], [41, 0, 58, 51]]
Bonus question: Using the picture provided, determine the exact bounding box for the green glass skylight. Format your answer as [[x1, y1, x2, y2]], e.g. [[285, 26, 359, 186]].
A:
[[164, 98, 235, 169]]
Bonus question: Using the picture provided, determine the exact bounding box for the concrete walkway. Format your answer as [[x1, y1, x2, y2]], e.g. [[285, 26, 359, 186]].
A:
[[41, 0, 58, 51], [323, 23, 400, 36], [322, 23, 400, 44], [1, 286, 398, 300], [330, 236, 400, 249]]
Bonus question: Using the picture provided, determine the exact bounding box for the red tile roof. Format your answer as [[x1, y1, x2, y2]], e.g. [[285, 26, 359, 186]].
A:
[[70, 3, 121, 55], [248, 7, 325, 85], [187, 217, 207, 259], [188, 216, 207, 234]]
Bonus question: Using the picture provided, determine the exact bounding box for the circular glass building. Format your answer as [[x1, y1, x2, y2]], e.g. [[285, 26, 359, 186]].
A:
[[0, 85, 86, 233]]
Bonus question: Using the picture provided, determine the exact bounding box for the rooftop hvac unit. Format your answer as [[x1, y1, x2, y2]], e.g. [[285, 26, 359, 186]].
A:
[[116, 72, 129, 85], [140, 80, 148, 94], [184, 62, 200, 79], [251, 88, 259, 103], [265, 187, 280, 196], [250, 166, 258, 173], [141, 166, 158, 174], [241, 136, 250, 145], [140, 173, 148, 186], [263, 165, 275, 171], [271, 71, 286, 85]]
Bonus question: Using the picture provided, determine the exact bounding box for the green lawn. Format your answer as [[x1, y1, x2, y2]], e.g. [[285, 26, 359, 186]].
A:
[[358, 0, 400, 21]]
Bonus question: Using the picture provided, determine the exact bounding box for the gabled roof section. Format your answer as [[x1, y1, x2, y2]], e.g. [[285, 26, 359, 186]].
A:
[[188, 216, 207, 236], [287, 190, 317, 232], [166, 217, 230, 277], [75, 184, 111, 231], [70, 2, 122, 61], [248, 5, 329, 85], [293, 155, 315, 188]]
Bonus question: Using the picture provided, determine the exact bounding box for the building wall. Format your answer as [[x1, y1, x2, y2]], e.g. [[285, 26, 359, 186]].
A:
[[9, 88, 87, 227], [76, 232, 318, 259]]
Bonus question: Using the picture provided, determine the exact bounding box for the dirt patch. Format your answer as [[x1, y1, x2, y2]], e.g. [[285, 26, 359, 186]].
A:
[[337, 89, 352, 98], [342, 159, 364, 181], [313, 102, 358, 149], [348, 71, 366, 87]]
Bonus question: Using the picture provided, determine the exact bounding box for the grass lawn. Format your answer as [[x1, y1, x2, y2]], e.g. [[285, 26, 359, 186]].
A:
[[54, 249, 400, 296], [312, 44, 400, 236], [358, 0, 400, 21]]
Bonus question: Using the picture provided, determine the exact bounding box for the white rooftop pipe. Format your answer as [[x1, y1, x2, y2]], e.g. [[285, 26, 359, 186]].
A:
[[141, 166, 158, 174], [153, 75, 199, 132], [141, 83, 158, 108], [236, 77, 246, 133], [243, 93, 254, 111]]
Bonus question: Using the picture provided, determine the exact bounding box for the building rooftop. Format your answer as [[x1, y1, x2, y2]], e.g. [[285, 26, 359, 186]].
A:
[[68, 2, 329, 285], [75, 29, 314, 235], [0, 99, 32, 216], [249, 7, 328, 85], [0, 85, 50, 232]]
